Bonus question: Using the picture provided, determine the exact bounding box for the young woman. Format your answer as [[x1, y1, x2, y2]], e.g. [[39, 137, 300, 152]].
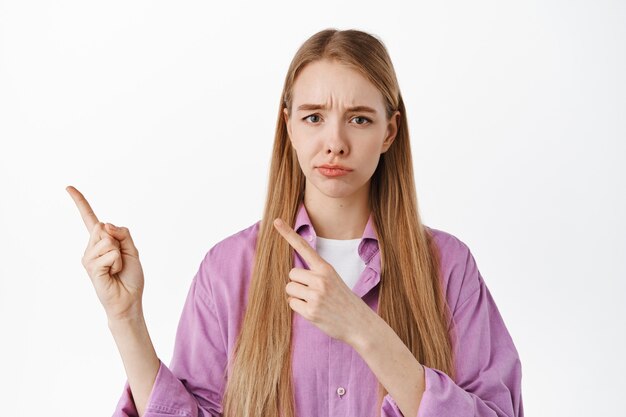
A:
[[68, 28, 523, 417]]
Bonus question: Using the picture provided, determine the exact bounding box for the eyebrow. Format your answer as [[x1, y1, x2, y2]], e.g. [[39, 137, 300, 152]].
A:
[[296, 104, 378, 114]]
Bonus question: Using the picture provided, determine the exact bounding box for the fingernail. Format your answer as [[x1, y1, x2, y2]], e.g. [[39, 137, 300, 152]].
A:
[[107, 223, 118, 230]]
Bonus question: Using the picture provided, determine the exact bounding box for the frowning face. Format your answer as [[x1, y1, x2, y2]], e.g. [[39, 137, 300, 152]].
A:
[[283, 58, 400, 202]]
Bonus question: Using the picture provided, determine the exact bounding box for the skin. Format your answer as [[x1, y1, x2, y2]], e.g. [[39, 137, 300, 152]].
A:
[[66, 58, 423, 417], [275, 59, 425, 417], [283, 58, 401, 239], [67, 185, 158, 417]]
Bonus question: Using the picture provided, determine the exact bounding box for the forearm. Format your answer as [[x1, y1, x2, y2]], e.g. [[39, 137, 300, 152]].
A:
[[351, 313, 426, 417], [108, 310, 160, 417]]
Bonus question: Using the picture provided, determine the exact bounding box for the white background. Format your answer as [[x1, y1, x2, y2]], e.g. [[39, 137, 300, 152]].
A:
[[1, 1, 624, 416]]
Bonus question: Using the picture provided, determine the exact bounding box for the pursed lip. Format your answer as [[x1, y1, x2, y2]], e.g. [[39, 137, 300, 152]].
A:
[[317, 164, 353, 171]]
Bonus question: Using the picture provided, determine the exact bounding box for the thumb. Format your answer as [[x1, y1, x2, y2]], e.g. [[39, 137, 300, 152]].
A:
[[105, 223, 139, 256]]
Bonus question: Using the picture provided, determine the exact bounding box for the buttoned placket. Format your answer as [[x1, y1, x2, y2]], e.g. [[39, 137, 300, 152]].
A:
[[294, 206, 382, 416]]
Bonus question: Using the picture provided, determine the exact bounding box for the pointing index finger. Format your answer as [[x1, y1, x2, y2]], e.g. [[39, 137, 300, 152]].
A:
[[66, 185, 100, 233], [273, 218, 325, 271]]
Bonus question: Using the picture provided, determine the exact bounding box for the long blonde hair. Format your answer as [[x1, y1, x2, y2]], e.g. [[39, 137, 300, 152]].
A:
[[221, 28, 455, 417]]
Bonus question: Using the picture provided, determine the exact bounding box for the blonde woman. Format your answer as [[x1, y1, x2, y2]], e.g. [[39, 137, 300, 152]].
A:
[[68, 28, 523, 417]]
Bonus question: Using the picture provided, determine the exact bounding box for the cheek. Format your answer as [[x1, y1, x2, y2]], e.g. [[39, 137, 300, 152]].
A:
[[291, 136, 314, 158], [358, 147, 383, 176], [292, 145, 315, 173]]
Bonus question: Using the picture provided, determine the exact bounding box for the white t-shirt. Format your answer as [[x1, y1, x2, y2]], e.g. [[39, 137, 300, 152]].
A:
[[315, 236, 366, 290]]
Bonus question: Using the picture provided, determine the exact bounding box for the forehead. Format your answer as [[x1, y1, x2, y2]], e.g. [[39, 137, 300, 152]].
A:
[[292, 59, 384, 109]]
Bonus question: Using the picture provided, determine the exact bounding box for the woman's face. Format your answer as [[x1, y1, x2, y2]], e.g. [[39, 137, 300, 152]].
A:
[[283, 59, 400, 201]]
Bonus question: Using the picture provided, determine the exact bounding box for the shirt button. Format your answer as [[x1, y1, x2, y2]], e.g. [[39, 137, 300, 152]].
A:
[[336, 387, 346, 397], [308, 235, 314, 242]]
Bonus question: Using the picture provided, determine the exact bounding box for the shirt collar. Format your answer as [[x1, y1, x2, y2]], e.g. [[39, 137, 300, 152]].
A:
[[293, 201, 380, 271]]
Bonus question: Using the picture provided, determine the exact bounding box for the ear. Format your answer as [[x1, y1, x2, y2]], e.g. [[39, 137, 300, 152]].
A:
[[283, 108, 294, 146], [381, 110, 401, 153]]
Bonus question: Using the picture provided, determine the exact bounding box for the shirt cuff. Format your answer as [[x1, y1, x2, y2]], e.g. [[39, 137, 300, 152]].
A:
[[381, 391, 405, 417], [112, 359, 200, 417], [380, 365, 474, 417]]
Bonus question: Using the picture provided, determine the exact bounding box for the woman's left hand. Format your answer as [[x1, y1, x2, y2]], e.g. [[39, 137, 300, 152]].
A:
[[273, 217, 376, 347]]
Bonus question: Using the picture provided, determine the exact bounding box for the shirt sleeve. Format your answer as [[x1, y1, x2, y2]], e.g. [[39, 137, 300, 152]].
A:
[[379, 247, 524, 417], [112, 253, 228, 417]]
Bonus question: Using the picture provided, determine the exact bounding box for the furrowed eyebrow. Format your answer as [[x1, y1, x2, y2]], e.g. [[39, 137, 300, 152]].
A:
[[296, 104, 378, 114]]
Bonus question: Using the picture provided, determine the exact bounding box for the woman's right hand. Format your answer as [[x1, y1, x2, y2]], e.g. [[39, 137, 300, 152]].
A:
[[66, 185, 145, 322]]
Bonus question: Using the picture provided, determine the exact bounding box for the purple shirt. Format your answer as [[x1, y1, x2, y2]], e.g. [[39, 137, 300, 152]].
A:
[[113, 202, 524, 417]]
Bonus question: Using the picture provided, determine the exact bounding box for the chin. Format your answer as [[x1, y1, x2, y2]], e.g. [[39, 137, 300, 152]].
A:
[[323, 190, 355, 199], [312, 181, 360, 199]]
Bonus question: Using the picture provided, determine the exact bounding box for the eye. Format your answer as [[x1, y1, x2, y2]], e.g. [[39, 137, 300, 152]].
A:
[[302, 114, 321, 123], [351, 116, 372, 125], [301, 114, 372, 125]]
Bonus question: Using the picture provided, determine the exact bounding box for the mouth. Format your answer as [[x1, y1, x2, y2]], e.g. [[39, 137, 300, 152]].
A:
[[318, 164, 352, 171], [317, 166, 352, 177]]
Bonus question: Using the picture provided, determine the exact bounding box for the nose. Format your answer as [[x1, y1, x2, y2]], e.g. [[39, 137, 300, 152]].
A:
[[326, 143, 345, 155], [325, 122, 347, 156]]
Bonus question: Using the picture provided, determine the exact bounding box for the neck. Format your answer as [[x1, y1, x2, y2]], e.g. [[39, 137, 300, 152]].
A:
[[303, 182, 371, 240]]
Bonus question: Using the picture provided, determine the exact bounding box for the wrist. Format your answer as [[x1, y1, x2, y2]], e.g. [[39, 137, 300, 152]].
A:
[[349, 309, 384, 353], [107, 307, 145, 331]]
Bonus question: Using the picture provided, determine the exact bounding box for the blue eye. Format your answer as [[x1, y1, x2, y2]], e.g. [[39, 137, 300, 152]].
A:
[[352, 116, 371, 125], [303, 114, 321, 123], [302, 114, 372, 125]]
